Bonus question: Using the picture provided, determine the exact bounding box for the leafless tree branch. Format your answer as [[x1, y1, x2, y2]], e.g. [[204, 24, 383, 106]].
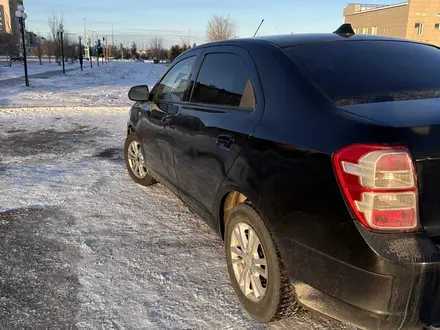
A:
[[206, 14, 238, 41], [48, 10, 63, 64], [0, 15, 18, 67], [149, 36, 164, 59]]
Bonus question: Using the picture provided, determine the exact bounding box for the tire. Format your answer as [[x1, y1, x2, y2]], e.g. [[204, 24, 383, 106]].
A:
[[124, 132, 156, 186], [225, 204, 297, 323]]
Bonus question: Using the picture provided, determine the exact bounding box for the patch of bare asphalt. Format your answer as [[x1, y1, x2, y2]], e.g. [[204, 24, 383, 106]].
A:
[[1, 123, 105, 157], [0, 207, 80, 329], [5, 129, 27, 134], [92, 147, 124, 163]]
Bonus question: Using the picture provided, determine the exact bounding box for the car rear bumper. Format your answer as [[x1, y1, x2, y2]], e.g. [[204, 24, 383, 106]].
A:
[[294, 281, 414, 330], [271, 217, 440, 329], [294, 274, 440, 330]]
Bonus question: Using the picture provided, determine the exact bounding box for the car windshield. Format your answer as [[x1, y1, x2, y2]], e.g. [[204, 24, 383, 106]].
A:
[[284, 41, 440, 106]]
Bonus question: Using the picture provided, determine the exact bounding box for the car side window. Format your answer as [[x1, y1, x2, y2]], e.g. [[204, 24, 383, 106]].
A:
[[191, 53, 256, 111], [155, 56, 196, 102]]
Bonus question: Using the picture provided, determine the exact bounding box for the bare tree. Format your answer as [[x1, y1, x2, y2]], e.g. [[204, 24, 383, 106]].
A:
[[206, 14, 238, 41], [0, 17, 18, 67], [180, 36, 191, 51], [0, 33, 12, 66], [35, 34, 43, 65], [63, 32, 77, 62], [149, 36, 164, 59], [42, 37, 56, 63], [48, 10, 63, 64]]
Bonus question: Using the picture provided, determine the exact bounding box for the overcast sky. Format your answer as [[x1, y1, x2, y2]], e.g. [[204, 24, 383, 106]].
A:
[[24, 0, 390, 48]]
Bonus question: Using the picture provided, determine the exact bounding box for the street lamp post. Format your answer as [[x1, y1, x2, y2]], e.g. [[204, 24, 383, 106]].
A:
[[78, 36, 83, 71], [15, 5, 29, 87], [57, 24, 65, 74], [39, 37, 45, 65], [102, 37, 106, 65], [88, 40, 92, 68], [95, 40, 100, 67]]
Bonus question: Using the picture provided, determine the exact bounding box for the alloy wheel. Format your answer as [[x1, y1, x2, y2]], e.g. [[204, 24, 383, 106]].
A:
[[230, 222, 268, 302], [127, 140, 148, 179]]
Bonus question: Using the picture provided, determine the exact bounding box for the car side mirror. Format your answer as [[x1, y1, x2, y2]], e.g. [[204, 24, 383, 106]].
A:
[[128, 85, 150, 102]]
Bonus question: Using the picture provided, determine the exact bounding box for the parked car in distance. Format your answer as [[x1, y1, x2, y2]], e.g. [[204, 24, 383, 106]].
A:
[[124, 24, 440, 329], [10, 52, 23, 61]]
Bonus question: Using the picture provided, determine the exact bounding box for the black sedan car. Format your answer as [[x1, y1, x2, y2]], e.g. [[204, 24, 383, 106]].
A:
[[124, 25, 440, 329]]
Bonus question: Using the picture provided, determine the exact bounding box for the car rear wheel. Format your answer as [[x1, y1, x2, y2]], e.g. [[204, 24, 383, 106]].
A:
[[124, 132, 156, 186], [225, 204, 297, 323]]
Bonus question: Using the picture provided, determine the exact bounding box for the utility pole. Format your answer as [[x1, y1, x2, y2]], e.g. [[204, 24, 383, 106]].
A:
[[112, 26, 114, 46]]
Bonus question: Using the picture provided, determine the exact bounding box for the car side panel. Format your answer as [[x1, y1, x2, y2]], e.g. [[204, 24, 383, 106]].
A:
[[138, 101, 179, 192], [132, 51, 201, 194], [173, 46, 265, 219]]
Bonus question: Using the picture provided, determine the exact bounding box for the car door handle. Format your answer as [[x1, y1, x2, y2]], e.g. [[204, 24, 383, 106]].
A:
[[216, 134, 234, 151]]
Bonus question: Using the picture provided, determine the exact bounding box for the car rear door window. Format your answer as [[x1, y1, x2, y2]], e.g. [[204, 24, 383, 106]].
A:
[[191, 53, 256, 110], [155, 57, 195, 102], [284, 41, 440, 106]]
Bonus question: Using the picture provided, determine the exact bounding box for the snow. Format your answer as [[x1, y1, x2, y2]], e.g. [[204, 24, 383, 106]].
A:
[[0, 61, 165, 108], [0, 106, 262, 329], [0, 59, 80, 81], [0, 62, 352, 329]]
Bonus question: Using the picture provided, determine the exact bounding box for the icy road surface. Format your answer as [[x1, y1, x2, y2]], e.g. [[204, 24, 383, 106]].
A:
[[0, 62, 354, 329]]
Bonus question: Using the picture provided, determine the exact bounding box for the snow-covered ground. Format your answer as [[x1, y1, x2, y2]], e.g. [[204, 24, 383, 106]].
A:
[[0, 62, 165, 107], [0, 107, 260, 329], [0, 62, 353, 329], [0, 59, 81, 81]]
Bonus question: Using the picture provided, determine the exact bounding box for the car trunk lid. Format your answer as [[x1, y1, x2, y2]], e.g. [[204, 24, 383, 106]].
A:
[[339, 98, 440, 237], [338, 98, 440, 128]]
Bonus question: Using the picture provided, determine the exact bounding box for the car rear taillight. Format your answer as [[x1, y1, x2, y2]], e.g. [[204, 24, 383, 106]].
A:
[[333, 144, 419, 232]]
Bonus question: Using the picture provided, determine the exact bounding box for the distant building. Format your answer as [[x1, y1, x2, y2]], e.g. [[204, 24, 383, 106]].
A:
[[0, 0, 19, 35], [0, 4, 6, 33], [25, 30, 36, 47], [0, 0, 21, 54], [343, 1, 440, 47]]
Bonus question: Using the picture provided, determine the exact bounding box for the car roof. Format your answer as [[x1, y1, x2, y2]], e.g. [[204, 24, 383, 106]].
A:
[[194, 33, 418, 50], [253, 33, 412, 48]]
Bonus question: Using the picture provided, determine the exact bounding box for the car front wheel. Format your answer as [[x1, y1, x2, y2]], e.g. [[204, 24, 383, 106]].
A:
[[124, 132, 156, 186], [225, 204, 297, 323]]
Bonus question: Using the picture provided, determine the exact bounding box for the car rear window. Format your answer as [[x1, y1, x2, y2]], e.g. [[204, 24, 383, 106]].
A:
[[284, 41, 440, 106]]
